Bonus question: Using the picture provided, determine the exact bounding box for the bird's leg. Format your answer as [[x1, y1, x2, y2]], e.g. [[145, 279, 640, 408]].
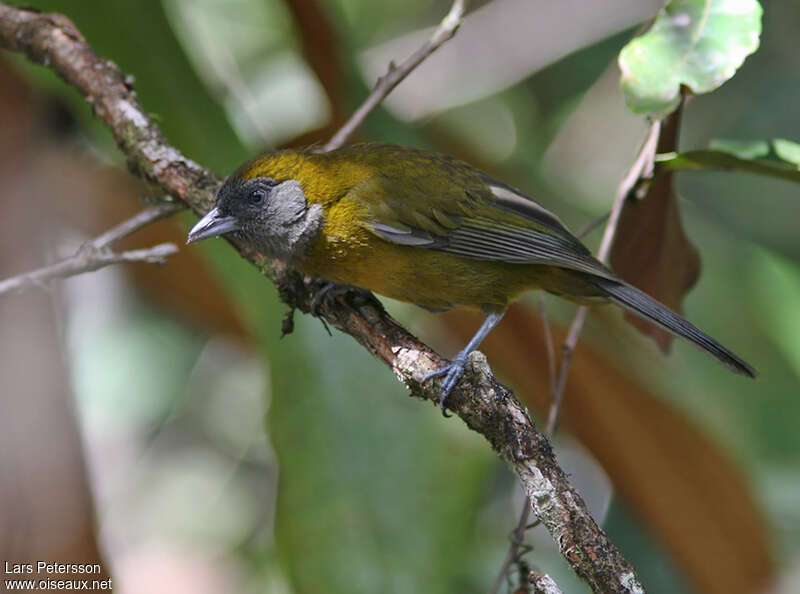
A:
[[424, 309, 506, 414]]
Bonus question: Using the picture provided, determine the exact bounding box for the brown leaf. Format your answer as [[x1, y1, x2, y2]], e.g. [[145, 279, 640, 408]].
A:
[[284, 0, 346, 123], [279, 0, 349, 149], [610, 106, 701, 353], [611, 180, 701, 352]]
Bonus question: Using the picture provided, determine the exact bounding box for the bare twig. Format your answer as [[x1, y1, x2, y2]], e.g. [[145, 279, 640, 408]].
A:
[[538, 295, 557, 399], [323, 0, 467, 151], [0, 5, 646, 592], [0, 202, 182, 296], [92, 202, 183, 245], [0, 244, 177, 295], [575, 211, 610, 239], [489, 494, 535, 594], [545, 306, 589, 432], [546, 119, 661, 434]]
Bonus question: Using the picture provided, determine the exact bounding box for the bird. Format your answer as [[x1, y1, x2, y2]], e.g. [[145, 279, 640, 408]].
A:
[[187, 143, 756, 407]]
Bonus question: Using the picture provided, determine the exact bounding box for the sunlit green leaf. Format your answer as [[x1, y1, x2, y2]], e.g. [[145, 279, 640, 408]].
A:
[[773, 139, 800, 168], [619, 0, 763, 118]]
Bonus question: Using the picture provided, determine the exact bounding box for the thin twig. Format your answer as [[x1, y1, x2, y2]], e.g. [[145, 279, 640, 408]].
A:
[[546, 119, 661, 434], [323, 0, 467, 151], [489, 494, 533, 594], [598, 121, 661, 262], [92, 202, 183, 245], [539, 295, 557, 400], [575, 211, 610, 239], [0, 202, 182, 296]]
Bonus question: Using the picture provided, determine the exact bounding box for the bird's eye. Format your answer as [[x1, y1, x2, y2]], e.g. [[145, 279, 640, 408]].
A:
[[249, 188, 267, 204]]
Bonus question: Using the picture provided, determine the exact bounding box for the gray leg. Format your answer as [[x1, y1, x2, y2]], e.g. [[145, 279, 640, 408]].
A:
[[424, 309, 506, 413]]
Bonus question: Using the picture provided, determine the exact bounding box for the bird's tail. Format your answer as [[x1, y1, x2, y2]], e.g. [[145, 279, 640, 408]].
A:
[[587, 276, 756, 378]]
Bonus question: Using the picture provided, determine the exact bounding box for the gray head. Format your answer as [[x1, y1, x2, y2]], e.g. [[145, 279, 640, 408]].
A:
[[187, 175, 324, 263]]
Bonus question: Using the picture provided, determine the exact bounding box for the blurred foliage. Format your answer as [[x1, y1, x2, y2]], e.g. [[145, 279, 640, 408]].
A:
[[657, 148, 800, 184], [18, 0, 250, 172], [5, 0, 800, 592]]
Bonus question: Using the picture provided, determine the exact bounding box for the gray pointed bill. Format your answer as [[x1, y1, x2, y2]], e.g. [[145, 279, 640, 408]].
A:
[[187, 207, 240, 244]]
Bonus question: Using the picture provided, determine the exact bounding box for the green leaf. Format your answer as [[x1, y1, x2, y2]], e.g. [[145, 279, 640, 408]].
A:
[[773, 139, 800, 167], [619, 0, 763, 118], [708, 138, 769, 160], [656, 150, 800, 183]]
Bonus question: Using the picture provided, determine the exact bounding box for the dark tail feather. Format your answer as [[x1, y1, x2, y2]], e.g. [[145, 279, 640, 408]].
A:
[[588, 277, 756, 378]]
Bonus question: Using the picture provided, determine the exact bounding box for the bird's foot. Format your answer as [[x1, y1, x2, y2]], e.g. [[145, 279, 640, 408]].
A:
[[310, 281, 381, 316], [423, 354, 470, 417]]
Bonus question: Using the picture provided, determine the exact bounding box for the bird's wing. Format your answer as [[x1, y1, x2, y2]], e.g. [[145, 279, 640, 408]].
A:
[[356, 169, 616, 280]]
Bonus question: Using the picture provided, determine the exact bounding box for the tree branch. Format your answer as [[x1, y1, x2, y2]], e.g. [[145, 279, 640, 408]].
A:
[[530, 572, 565, 594], [323, 0, 467, 151], [0, 202, 182, 296], [0, 4, 645, 592]]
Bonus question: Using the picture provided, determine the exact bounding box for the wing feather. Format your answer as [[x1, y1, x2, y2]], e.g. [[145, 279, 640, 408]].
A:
[[355, 156, 613, 279], [446, 220, 615, 278]]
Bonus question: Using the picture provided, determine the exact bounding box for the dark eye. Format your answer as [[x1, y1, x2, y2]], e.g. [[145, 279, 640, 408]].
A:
[[249, 188, 267, 204]]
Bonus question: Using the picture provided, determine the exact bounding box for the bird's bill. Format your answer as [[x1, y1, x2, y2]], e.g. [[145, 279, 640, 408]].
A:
[[186, 207, 240, 243]]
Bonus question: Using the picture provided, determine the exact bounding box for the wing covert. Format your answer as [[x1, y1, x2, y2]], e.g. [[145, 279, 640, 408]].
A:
[[350, 153, 614, 279]]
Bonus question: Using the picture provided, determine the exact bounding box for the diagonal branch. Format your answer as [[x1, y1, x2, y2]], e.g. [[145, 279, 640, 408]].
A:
[[323, 0, 467, 151], [91, 202, 184, 245], [0, 4, 645, 593], [0, 202, 182, 296]]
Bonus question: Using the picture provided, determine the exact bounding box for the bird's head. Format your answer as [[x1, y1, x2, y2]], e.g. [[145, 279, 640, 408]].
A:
[[187, 152, 324, 263]]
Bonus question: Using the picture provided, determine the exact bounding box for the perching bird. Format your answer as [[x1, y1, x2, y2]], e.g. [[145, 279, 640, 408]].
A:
[[187, 143, 756, 406]]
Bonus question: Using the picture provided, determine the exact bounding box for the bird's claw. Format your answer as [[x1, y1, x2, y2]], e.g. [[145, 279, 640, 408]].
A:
[[423, 356, 469, 417], [310, 281, 381, 316], [310, 281, 338, 315]]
